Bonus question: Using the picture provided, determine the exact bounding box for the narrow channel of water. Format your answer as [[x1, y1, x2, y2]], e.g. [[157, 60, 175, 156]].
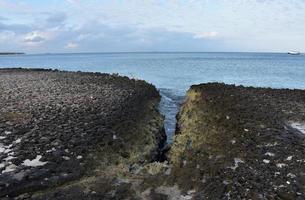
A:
[[158, 88, 185, 143]]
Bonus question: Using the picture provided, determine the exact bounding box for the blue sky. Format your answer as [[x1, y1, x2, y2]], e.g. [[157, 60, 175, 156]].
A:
[[0, 0, 305, 53]]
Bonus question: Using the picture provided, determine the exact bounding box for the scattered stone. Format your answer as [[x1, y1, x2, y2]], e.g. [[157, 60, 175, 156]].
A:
[[263, 159, 270, 164], [14, 138, 21, 144], [165, 167, 171, 175], [22, 155, 47, 167], [264, 152, 275, 157], [290, 122, 305, 134], [0, 163, 5, 169], [4, 131, 12, 135], [2, 164, 17, 173], [286, 156, 293, 161], [4, 156, 16, 161], [276, 163, 288, 168], [287, 173, 296, 178], [62, 156, 70, 161], [230, 158, 244, 170]]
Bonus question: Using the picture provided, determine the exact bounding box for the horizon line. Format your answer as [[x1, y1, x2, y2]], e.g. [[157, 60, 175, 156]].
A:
[[18, 51, 303, 55]]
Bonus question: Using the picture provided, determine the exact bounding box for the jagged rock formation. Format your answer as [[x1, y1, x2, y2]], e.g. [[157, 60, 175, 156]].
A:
[[169, 83, 305, 199], [2, 70, 305, 200], [0, 69, 166, 199]]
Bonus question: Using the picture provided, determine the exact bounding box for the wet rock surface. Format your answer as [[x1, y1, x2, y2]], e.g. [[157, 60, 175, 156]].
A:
[[0, 68, 165, 198], [169, 83, 305, 199]]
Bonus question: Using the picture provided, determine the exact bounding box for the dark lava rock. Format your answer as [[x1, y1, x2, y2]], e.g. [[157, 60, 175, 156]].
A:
[[169, 83, 305, 199], [0, 68, 165, 198]]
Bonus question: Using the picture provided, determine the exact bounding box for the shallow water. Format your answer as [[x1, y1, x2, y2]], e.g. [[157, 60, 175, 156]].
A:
[[1, 52, 305, 142]]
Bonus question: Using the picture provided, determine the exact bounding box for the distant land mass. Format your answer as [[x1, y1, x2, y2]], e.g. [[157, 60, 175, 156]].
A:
[[0, 52, 25, 55]]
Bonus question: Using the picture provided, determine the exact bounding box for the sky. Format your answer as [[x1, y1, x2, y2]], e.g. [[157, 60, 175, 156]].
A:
[[0, 0, 305, 53]]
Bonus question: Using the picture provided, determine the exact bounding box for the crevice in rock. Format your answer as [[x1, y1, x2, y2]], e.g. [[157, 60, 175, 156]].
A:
[[156, 88, 185, 162]]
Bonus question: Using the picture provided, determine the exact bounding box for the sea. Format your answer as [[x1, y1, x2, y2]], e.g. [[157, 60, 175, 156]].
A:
[[1, 52, 305, 142]]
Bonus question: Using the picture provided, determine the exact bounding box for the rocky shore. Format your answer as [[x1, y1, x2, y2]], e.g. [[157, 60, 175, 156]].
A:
[[0, 68, 165, 199], [170, 83, 305, 199], [2, 69, 305, 199]]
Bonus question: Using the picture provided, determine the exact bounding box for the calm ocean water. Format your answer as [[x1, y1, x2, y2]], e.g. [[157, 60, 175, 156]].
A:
[[1, 52, 305, 142]]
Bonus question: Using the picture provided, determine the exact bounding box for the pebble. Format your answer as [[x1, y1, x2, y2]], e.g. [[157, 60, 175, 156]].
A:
[[276, 163, 288, 168], [4, 156, 16, 161], [63, 156, 70, 161], [264, 152, 275, 157], [165, 167, 171, 175], [286, 156, 293, 161], [287, 173, 296, 178], [223, 180, 229, 185], [22, 155, 47, 167], [14, 138, 22, 144], [0, 147, 5, 153], [187, 190, 196, 195], [4, 131, 12, 135], [263, 159, 270, 164], [230, 158, 244, 170], [2, 164, 17, 173]]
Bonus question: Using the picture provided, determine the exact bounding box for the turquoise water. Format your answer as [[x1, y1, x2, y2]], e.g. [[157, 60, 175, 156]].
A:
[[1, 52, 305, 142]]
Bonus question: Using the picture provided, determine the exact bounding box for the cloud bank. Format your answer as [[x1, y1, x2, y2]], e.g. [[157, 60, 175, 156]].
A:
[[0, 0, 305, 53]]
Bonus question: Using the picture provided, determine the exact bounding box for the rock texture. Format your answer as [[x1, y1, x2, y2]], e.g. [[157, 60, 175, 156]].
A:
[[0, 68, 165, 199], [2, 71, 305, 200], [169, 83, 305, 199]]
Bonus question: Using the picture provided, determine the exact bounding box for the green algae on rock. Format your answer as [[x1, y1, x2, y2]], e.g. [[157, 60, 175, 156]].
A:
[[0, 69, 166, 198], [169, 83, 305, 199]]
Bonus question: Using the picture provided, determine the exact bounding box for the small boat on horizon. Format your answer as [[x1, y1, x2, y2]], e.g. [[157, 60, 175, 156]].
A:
[[288, 51, 301, 55]]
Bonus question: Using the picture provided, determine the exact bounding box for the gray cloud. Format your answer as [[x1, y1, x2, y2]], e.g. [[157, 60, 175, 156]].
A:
[[0, 21, 31, 34], [46, 12, 67, 26], [1, 0, 305, 53], [23, 35, 45, 43]]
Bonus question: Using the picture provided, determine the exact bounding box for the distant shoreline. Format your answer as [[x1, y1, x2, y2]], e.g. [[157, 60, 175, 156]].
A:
[[0, 52, 25, 55], [8, 51, 303, 56]]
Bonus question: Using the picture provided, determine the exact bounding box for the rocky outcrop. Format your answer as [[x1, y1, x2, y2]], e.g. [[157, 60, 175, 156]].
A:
[[3, 71, 305, 199], [169, 83, 305, 199], [0, 69, 166, 199]]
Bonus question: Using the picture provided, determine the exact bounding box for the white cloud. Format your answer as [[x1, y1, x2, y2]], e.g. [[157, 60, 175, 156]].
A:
[[65, 42, 78, 49], [1, 0, 305, 52], [22, 31, 55, 46], [193, 31, 219, 39]]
